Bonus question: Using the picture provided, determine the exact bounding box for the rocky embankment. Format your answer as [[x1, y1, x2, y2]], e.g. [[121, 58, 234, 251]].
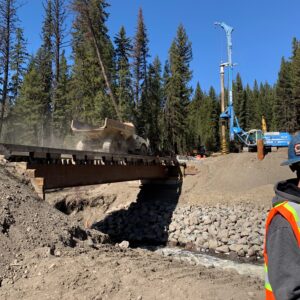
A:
[[95, 185, 266, 260], [168, 204, 266, 259]]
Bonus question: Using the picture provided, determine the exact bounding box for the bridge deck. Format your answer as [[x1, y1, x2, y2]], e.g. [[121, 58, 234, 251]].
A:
[[0, 143, 182, 199]]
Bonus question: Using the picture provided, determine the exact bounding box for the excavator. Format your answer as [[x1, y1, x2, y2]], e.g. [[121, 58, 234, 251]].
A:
[[71, 3, 150, 155]]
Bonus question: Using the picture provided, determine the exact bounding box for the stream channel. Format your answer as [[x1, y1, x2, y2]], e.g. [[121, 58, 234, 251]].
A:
[[153, 247, 264, 280]]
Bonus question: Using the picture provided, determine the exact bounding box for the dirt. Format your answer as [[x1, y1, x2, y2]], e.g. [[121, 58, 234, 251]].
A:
[[1, 245, 264, 300], [0, 151, 293, 299], [180, 151, 293, 206]]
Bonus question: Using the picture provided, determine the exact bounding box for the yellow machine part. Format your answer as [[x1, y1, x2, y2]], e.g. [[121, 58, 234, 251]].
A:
[[262, 116, 267, 133]]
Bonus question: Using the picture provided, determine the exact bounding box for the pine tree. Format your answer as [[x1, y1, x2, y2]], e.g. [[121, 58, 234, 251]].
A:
[[38, 0, 54, 144], [233, 73, 246, 129], [52, 50, 70, 142], [70, 0, 115, 125], [160, 60, 171, 151], [208, 86, 220, 150], [187, 82, 204, 151], [259, 82, 275, 131], [272, 38, 300, 132], [114, 26, 133, 121], [274, 58, 294, 131], [11, 57, 46, 144], [132, 8, 150, 135], [165, 24, 192, 153], [244, 84, 253, 131], [271, 38, 300, 132], [53, 0, 66, 86], [162, 60, 170, 109], [190, 86, 220, 152], [292, 37, 300, 58], [291, 40, 300, 130], [251, 80, 261, 129], [52, 0, 67, 129], [144, 56, 162, 152], [0, 0, 17, 138], [10, 27, 28, 102], [132, 8, 149, 106]]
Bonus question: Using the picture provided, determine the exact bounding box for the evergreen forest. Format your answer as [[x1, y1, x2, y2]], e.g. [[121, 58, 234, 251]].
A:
[[0, 0, 299, 154]]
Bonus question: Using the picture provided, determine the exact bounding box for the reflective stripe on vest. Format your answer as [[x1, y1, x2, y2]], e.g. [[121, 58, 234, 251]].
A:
[[264, 201, 300, 300]]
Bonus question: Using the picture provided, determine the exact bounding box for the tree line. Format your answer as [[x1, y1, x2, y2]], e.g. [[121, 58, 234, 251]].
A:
[[233, 37, 300, 136], [0, 0, 299, 154]]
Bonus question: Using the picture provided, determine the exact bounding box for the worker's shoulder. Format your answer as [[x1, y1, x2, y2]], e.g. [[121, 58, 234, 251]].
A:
[[268, 213, 291, 235]]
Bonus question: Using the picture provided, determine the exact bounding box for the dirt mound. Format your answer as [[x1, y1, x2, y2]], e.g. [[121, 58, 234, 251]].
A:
[[0, 166, 108, 281], [181, 151, 293, 206]]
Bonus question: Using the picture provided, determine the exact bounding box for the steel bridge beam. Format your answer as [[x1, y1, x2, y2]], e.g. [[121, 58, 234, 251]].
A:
[[0, 143, 182, 199], [29, 163, 173, 188]]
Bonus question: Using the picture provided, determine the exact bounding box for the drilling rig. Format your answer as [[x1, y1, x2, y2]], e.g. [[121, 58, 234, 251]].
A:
[[215, 21, 291, 151]]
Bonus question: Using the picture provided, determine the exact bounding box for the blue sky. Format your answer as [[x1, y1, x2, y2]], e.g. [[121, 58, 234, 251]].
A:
[[19, 0, 300, 93]]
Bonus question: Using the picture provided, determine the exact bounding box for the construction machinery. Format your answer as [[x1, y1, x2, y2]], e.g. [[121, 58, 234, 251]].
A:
[[215, 21, 291, 151], [71, 118, 150, 154]]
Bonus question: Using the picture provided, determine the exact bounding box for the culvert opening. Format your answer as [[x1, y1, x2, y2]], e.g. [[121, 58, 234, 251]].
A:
[[54, 195, 116, 216], [55, 199, 87, 215]]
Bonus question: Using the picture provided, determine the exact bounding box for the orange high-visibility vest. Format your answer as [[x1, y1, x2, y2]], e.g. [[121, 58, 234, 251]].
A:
[[264, 201, 300, 300]]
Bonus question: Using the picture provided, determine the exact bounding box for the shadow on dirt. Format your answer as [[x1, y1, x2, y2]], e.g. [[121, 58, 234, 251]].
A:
[[93, 182, 182, 246]]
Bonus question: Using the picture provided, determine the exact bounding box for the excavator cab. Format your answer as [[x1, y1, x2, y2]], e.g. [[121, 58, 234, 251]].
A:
[[245, 129, 264, 146]]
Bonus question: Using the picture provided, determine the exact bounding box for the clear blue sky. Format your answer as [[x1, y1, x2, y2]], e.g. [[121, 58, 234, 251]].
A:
[[19, 0, 300, 93]]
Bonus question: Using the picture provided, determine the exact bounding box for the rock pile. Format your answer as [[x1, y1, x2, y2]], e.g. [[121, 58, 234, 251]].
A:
[[168, 204, 266, 258], [95, 190, 267, 259]]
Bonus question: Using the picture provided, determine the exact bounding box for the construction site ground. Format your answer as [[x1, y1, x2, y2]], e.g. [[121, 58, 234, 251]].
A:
[[0, 150, 293, 300]]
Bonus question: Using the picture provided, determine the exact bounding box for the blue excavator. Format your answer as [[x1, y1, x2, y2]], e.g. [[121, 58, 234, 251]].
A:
[[215, 21, 291, 150]]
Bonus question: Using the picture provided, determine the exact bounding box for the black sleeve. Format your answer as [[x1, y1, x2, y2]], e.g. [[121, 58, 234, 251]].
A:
[[267, 214, 300, 300]]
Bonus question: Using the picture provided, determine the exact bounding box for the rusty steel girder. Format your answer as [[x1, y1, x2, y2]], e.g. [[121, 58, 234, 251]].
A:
[[28, 163, 172, 189], [0, 143, 182, 199]]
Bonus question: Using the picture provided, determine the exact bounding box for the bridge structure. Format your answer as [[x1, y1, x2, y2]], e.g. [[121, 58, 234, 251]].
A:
[[0, 143, 182, 199]]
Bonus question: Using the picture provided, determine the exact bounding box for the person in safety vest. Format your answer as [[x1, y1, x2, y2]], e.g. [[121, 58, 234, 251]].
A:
[[265, 133, 300, 300]]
